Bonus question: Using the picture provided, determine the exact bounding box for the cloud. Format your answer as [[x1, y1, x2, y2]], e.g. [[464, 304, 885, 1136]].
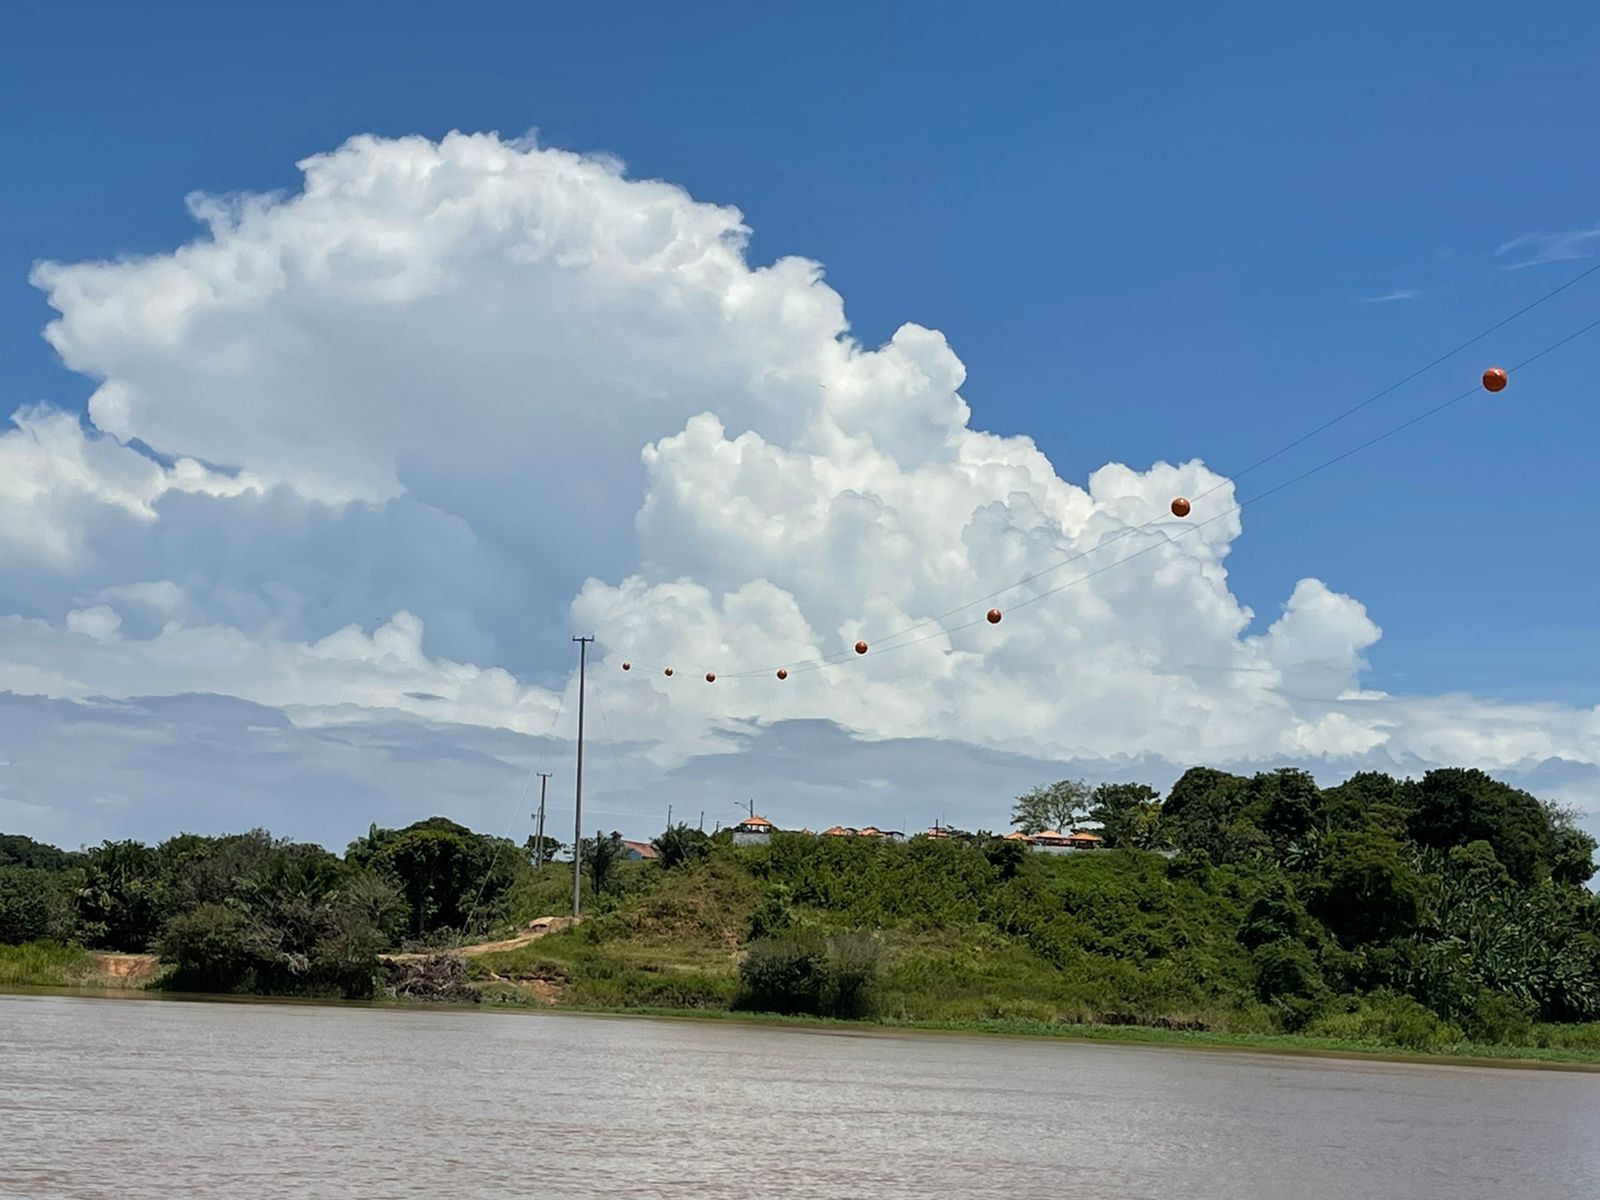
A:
[[3, 131, 1598, 847], [0, 406, 260, 569], [1495, 224, 1600, 269], [1361, 289, 1419, 303]]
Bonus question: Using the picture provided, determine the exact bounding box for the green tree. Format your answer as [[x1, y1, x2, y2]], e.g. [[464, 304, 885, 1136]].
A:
[[1010, 780, 1091, 834], [1160, 767, 1265, 863], [157, 903, 258, 992], [584, 831, 625, 895], [651, 823, 711, 870], [523, 833, 565, 866], [370, 818, 518, 938], [1321, 771, 1413, 834], [158, 830, 280, 911], [1408, 768, 1553, 885], [1249, 769, 1323, 855], [332, 869, 409, 948], [1088, 783, 1163, 849], [0, 833, 77, 872], [1311, 830, 1425, 946], [75, 840, 166, 950], [1544, 803, 1598, 886], [0, 867, 78, 944]]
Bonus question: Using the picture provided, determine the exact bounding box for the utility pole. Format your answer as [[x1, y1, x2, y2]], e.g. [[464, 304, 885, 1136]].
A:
[[667, 804, 672, 831], [698, 810, 704, 832], [534, 772, 552, 870], [572, 636, 593, 920], [748, 798, 755, 819]]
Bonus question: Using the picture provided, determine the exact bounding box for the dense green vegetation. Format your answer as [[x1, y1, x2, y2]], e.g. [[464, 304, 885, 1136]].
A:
[[0, 818, 532, 998], [475, 767, 1600, 1058], [4, 765, 1597, 1062]]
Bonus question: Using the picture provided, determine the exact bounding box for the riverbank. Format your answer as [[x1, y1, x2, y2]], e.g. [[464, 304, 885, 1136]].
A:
[[0, 943, 161, 990], [8, 969, 1599, 1070], [476, 1000, 1600, 1070]]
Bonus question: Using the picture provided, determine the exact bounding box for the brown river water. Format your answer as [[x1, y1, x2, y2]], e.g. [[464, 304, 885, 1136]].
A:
[[0, 992, 1595, 1198]]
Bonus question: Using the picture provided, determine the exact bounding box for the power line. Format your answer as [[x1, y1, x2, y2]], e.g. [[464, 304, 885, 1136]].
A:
[[615, 263, 1600, 680], [760, 313, 1600, 676]]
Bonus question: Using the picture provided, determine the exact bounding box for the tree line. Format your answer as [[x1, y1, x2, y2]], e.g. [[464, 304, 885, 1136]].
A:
[[726, 766, 1599, 1039], [2, 764, 1596, 1039]]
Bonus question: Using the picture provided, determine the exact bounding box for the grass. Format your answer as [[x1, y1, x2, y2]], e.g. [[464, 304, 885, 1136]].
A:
[[0, 941, 101, 988], [511, 1004, 1600, 1069], [460, 846, 1600, 1068]]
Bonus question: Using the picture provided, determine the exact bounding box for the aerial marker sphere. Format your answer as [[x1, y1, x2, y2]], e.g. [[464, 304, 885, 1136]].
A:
[[705, 672, 716, 683], [987, 608, 1002, 624], [854, 640, 869, 655], [1483, 366, 1508, 393], [776, 668, 789, 680], [1171, 497, 1192, 518], [663, 667, 674, 677], [621, 662, 631, 671]]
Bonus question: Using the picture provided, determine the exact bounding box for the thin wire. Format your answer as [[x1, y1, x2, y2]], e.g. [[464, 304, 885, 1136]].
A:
[[761, 312, 1600, 674], [453, 645, 575, 947], [1189, 258, 1600, 505], [618, 268, 1600, 679], [785, 258, 1600, 668]]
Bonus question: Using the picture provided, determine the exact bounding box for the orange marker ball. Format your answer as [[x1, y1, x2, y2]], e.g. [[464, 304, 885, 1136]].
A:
[[705, 672, 716, 683], [1482, 366, 1508, 393], [1171, 497, 1191, 518], [986, 608, 1002, 624], [854, 640, 869, 655], [776, 669, 788, 680]]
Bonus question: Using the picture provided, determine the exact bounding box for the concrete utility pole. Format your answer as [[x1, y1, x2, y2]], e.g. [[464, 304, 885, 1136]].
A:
[[572, 636, 593, 919], [667, 804, 672, 831], [534, 772, 552, 869]]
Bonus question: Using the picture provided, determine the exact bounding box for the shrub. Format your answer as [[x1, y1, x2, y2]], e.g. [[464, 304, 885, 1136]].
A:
[[158, 903, 257, 993], [737, 932, 828, 1014], [1307, 991, 1464, 1051], [1457, 989, 1534, 1045], [822, 932, 884, 1018], [735, 931, 885, 1018], [748, 886, 795, 941], [651, 824, 712, 871]]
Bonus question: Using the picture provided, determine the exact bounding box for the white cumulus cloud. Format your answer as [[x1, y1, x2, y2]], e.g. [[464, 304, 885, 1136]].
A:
[[1, 130, 1596, 844]]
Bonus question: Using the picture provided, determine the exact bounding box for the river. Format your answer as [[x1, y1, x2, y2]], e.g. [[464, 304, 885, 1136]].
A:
[[0, 992, 1595, 1198]]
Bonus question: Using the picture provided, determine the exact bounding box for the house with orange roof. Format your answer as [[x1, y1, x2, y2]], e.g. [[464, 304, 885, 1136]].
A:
[[732, 814, 775, 846], [1023, 827, 1106, 854]]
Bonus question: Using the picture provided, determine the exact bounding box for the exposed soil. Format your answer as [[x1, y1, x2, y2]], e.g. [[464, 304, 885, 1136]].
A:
[[384, 916, 574, 963], [91, 952, 161, 988]]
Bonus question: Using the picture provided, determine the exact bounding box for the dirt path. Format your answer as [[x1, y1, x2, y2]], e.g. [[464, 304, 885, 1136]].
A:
[[384, 916, 574, 962]]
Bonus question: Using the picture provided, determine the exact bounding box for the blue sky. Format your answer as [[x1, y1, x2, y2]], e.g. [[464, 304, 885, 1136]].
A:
[[3, 2, 1599, 847]]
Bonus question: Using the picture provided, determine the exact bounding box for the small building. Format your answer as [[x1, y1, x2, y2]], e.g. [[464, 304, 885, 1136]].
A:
[[821, 825, 856, 837], [1023, 828, 1106, 854], [620, 839, 658, 861], [732, 815, 775, 846]]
